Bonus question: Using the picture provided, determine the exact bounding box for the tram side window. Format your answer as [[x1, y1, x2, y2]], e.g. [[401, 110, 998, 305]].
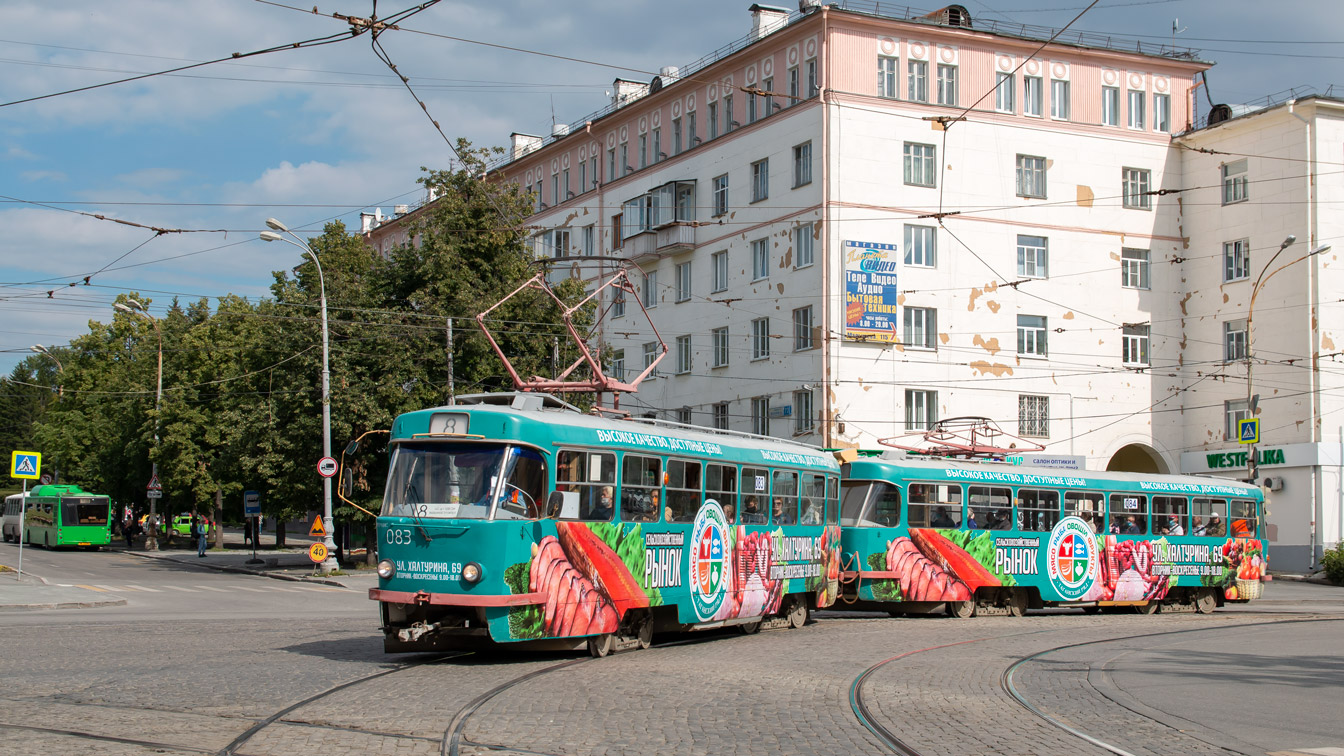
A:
[[1017, 488, 1059, 532], [771, 470, 799, 525], [800, 473, 826, 525], [497, 448, 547, 520], [1229, 499, 1257, 537], [740, 466, 769, 523], [1191, 497, 1226, 536], [1064, 491, 1105, 533], [826, 475, 840, 526], [908, 483, 962, 529], [968, 486, 1012, 530], [840, 481, 872, 527], [1152, 495, 1187, 535], [707, 463, 738, 523], [621, 455, 662, 523], [1108, 493, 1147, 535], [555, 450, 616, 521], [665, 459, 702, 523]]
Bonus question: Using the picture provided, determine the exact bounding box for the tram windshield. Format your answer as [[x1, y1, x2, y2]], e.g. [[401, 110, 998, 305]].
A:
[[382, 442, 546, 521]]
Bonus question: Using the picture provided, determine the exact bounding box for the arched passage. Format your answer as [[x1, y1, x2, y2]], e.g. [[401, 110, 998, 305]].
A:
[[1105, 443, 1169, 474]]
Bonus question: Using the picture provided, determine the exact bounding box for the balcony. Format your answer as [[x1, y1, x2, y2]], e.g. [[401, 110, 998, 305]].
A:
[[656, 223, 695, 254]]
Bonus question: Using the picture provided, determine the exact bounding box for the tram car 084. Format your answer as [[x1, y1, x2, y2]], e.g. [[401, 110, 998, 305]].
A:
[[839, 453, 1266, 617], [370, 393, 843, 656]]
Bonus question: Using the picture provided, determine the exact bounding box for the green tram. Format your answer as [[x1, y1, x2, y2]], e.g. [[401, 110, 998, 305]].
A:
[[370, 393, 843, 656], [3, 484, 113, 549], [839, 453, 1266, 616]]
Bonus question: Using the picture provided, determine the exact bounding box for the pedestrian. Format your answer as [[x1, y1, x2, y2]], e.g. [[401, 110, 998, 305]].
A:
[[192, 516, 207, 558], [124, 519, 138, 549], [243, 517, 253, 547]]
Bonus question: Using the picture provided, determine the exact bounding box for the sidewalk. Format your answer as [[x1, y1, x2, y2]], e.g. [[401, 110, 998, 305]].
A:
[[0, 568, 127, 611], [121, 542, 378, 590]]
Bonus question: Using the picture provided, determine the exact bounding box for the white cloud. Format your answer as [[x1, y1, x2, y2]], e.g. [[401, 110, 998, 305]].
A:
[[20, 170, 67, 182]]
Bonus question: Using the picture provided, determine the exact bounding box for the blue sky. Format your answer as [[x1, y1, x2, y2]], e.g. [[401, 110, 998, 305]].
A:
[[2, 0, 1341, 374]]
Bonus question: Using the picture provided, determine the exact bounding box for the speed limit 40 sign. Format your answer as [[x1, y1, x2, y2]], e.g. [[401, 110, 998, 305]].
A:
[[317, 457, 338, 478]]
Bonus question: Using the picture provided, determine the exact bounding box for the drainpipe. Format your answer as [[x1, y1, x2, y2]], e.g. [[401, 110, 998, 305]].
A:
[[1287, 98, 1320, 567]]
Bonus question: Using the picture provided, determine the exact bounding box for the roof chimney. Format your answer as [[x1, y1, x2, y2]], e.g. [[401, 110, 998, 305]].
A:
[[510, 132, 543, 160], [611, 78, 650, 107], [750, 4, 790, 39]]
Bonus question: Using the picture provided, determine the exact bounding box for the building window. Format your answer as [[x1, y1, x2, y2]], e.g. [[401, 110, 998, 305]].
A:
[[1122, 324, 1150, 366], [582, 225, 595, 256], [712, 174, 729, 216], [652, 128, 661, 162], [751, 397, 770, 436], [1223, 239, 1250, 282], [714, 402, 729, 430], [1225, 400, 1250, 441], [1023, 75, 1043, 116], [1222, 159, 1248, 204], [903, 142, 936, 187], [794, 389, 814, 434], [1224, 319, 1248, 362], [579, 162, 587, 195], [878, 56, 898, 98], [793, 142, 812, 187], [995, 72, 1014, 113], [1153, 93, 1171, 133], [610, 349, 624, 381], [612, 287, 625, 318], [1127, 90, 1145, 129], [533, 180, 543, 211], [620, 143, 629, 176], [806, 58, 818, 98], [904, 224, 936, 267], [589, 156, 598, 188], [712, 250, 728, 292], [1121, 248, 1150, 289], [1050, 79, 1070, 120], [936, 64, 957, 105], [639, 133, 647, 169], [751, 317, 770, 360], [763, 77, 774, 114], [905, 389, 937, 431], [747, 89, 758, 123], [723, 94, 734, 131], [552, 228, 571, 258], [1122, 168, 1151, 210], [1017, 315, 1047, 357], [903, 306, 936, 349], [676, 407, 692, 425], [552, 174, 559, 206], [751, 238, 769, 281], [1016, 154, 1046, 198], [793, 306, 815, 351], [789, 66, 799, 103], [1019, 395, 1049, 438], [673, 118, 682, 155], [688, 110, 697, 146], [611, 213, 623, 250], [675, 261, 692, 302], [708, 101, 719, 140], [643, 341, 660, 377], [675, 335, 692, 374], [751, 159, 769, 202], [1102, 86, 1120, 126], [908, 60, 928, 102], [642, 270, 658, 308], [1017, 234, 1048, 278], [712, 327, 729, 368], [795, 223, 814, 268]]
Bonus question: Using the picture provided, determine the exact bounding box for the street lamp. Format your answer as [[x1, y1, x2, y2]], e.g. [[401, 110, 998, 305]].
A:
[[29, 344, 63, 397], [260, 218, 337, 574], [1244, 236, 1332, 483], [114, 298, 163, 551]]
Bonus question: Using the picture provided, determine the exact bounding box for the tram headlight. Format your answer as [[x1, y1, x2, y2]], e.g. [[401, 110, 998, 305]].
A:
[[376, 559, 396, 579], [462, 562, 482, 583]]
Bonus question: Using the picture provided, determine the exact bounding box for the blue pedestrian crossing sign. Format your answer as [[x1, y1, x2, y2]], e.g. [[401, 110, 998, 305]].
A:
[[10, 451, 41, 479], [1237, 418, 1260, 445]]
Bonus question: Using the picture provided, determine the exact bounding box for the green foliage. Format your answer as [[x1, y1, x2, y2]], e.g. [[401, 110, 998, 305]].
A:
[[937, 529, 1018, 587], [865, 551, 901, 601], [1322, 542, 1344, 585]]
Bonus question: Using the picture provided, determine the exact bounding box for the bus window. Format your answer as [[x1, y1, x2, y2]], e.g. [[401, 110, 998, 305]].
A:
[[1108, 493, 1147, 535], [621, 455, 661, 523], [740, 466, 768, 523], [825, 475, 840, 526], [665, 459, 702, 523], [771, 470, 798, 525], [1152, 496, 1187, 535], [555, 450, 616, 521], [1064, 491, 1104, 533], [1229, 499, 1257, 537], [1192, 497, 1226, 536], [968, 486, 1012, 530], [1017, 489, 1059, 532], [707, 464, 738, 523], [908, 483, 962, 529], [800, 473, 826, 525]]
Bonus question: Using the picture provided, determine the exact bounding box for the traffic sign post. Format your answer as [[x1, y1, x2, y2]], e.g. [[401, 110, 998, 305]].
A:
[[1238, 418, 1260, 445], [309, 514, 327, 537], [317, 457, 338, 478], [9, 451, 41, 582], [244, 491, 262, 565], [308, 542, 328, 565]]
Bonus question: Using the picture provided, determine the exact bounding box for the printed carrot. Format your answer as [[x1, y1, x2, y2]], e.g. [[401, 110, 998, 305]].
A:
[[910, 528, 1001, 591], [557, 521, 651, 616]]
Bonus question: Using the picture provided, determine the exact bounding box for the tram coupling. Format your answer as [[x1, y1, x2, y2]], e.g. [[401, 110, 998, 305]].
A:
[[398, 621, 441, 644]]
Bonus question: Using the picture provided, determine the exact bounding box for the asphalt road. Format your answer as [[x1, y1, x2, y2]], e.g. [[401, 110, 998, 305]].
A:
[[0, 547, 1340, 756]]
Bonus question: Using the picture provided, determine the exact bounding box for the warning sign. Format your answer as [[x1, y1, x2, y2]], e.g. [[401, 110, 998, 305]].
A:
[[308, 543, 328, 563], [10, 451, 41, 480], [309, 515, 327, 537]]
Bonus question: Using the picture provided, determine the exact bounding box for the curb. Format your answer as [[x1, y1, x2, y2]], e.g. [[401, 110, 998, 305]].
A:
[[0, 598, 128, 612], [121, 550, 350, 589]]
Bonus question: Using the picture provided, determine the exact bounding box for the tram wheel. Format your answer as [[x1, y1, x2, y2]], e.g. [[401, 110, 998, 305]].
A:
[[1195, 590, 1217, 615], [587, 633, 615, 658], [946, 601, 977, 619], [1082, 606, 1102, 615], [637, 619, 653, 650], [1134, 601, 1160, 615], [1006, 590, 1028, 617], [739, 619, 762, 635], [786, 598, 809, 629]]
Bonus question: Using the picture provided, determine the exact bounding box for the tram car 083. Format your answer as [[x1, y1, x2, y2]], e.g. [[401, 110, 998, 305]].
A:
[[839, 452, 1266, 617], [370, 393, 843, 656]]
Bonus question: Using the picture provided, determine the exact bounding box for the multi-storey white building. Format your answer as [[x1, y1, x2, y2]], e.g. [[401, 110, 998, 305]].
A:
[[365, 4, 1341, 570]]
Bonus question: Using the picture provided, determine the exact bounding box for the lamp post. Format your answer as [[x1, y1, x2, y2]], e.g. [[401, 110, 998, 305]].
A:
[[114, 298, 163, 551], [29, 344, 63, 397], [260, 218, 337, 574], [1244, 236, 1332, 483]]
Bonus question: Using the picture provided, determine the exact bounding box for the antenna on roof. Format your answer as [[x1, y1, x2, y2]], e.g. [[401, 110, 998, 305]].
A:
[[1171, 18, 1187, 50]]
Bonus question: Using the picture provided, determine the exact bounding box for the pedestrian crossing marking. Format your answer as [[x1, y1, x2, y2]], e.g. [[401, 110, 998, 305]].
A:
[[231, 586, 269, 593], [162, 585, 200, 592], [74, 584, 107, 592], [193, 585, 230, 592]]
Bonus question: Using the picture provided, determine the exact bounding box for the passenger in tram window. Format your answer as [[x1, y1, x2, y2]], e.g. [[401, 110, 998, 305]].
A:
[[930, 507, 956, 528], [800, 498, 822, 525], [1121, 516, 1140, 535], [1206, 513, 1224, 536], [1165, 513, 1184, 536], [772, 497, 796, 525], [1191, 516, 1206, 536], [592, 487, 614, 520], [722, 503, 736, 523], [966, 509, 979, 529], [742, 496, 766, 524]]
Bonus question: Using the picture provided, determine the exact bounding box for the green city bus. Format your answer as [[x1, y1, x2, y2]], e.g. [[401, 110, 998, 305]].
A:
[[16, 484, 113, 549]]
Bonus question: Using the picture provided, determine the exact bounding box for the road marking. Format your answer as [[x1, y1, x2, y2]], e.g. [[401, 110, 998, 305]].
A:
[[294, 585, 345, 592], [57, 584, 73, 587], [162, 585, 201, 592], [231, 586, 270, 593], [193, 585, 230, 592], [261, 585, 304, 592], [92, 585, 124, 592], [75, 584, 106, 592], [122, 584, 162, 592]]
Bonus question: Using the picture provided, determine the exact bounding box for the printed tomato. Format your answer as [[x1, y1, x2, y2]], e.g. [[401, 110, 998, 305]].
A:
[[1225, 586, 1239, 600]]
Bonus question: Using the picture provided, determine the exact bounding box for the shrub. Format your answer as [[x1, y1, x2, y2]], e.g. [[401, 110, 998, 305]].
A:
[[1323, 542, 1344, 585]]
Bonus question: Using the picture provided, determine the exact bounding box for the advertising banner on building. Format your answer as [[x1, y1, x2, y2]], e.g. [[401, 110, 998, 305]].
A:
[[843, 240, 900, 342]]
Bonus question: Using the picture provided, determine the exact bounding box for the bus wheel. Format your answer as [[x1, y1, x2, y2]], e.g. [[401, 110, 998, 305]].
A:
[[946, 601, 976, 619], [1135, 601, 1160, 615], [587, 633, 615, 658], [1195, 590, 1217, 614], [786, 598, 809, 629]]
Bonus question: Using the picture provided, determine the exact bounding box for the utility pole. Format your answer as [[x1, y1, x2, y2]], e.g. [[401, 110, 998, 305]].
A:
[[446, 316, 455, 404]]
